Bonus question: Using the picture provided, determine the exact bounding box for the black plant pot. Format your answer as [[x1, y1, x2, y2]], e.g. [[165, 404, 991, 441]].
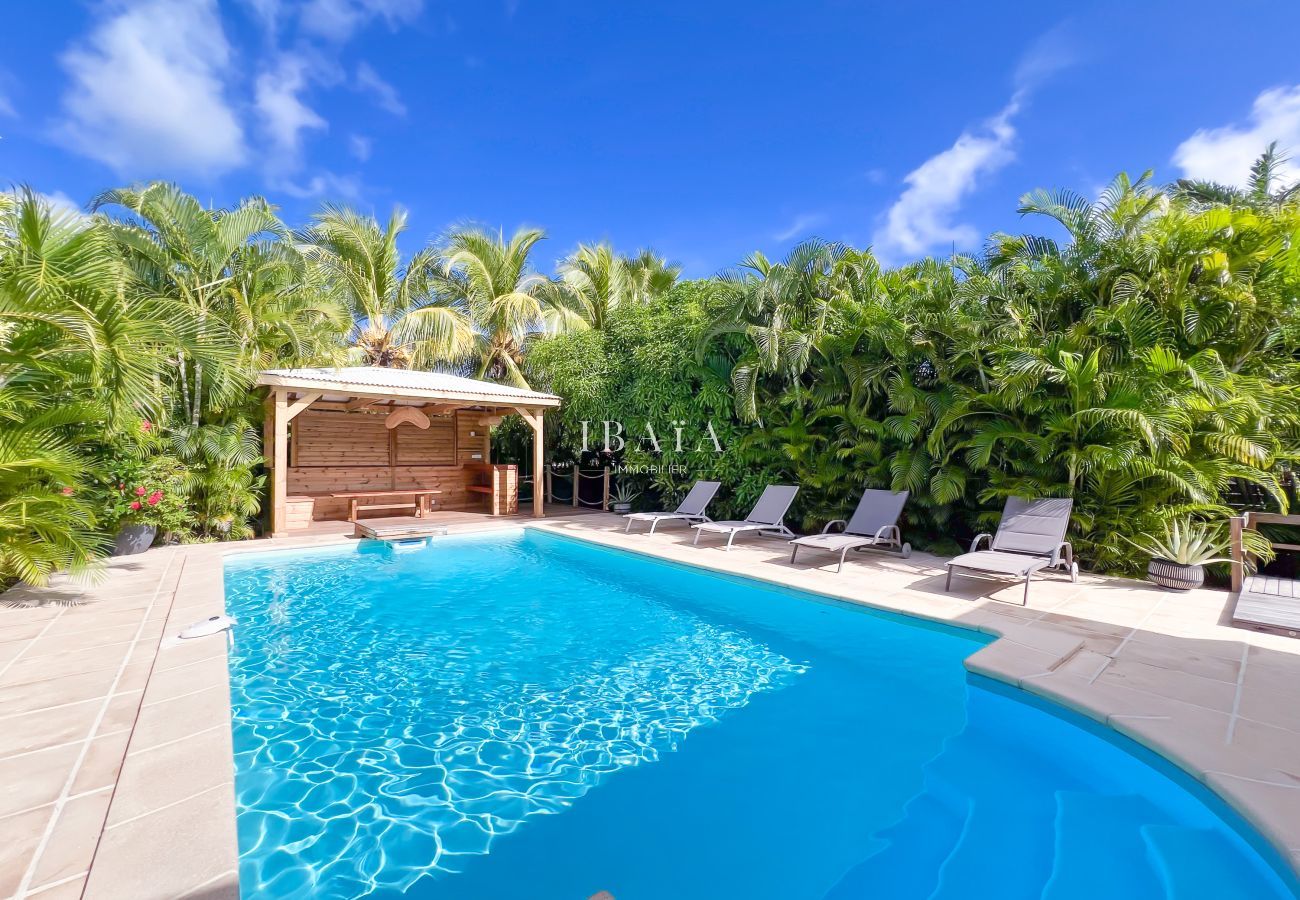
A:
[[113, 523, 157, 557], [1147, 558, 1204, 591]]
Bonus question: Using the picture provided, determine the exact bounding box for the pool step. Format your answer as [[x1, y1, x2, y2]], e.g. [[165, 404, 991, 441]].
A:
[[824, 792, 972, 899], [926, 790, 1054, 900], [1142, 823, 1282, 900], [1041, 791, 1166, 900]]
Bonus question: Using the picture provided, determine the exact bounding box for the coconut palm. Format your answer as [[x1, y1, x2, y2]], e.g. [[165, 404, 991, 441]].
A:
[[551, 244, 680, 332], [305, 205, 473, 369], [432, 225, 558, 387]]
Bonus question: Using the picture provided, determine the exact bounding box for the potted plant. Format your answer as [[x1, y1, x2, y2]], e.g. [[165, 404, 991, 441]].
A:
[[1128, 517, 1231, 591], [98, 446, 190, 556], [609, 482, 641, 514]]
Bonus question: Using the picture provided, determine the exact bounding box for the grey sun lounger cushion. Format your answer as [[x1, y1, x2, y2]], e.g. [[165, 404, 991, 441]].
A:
[[623, 481, 720, 533], [693, 485, 799, 549], [788, 489, 911, 573], [946, 497, 1077, 604]]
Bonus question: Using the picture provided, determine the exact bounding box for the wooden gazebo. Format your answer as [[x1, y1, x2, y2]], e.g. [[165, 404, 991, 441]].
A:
[[257, 367, 560, 536]]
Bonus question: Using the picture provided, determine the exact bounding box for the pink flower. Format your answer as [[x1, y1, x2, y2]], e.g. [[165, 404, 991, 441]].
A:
[[118, 483, 125, 491], [61, 486, 74, 496], [141, 421, 152, 432], [134, 486, 147, 496], [130, 501, 142, 511], [147, 491, 162, 506]]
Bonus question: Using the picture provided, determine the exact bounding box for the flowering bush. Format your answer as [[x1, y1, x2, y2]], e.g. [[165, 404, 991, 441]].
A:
[[96, 450, 191, 538]]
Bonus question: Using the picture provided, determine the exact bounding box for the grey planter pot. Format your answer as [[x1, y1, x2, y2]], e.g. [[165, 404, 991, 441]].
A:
[[612, 502, 632, 514], [1147, 558, 1204, 591], [113, 523, 157, 556]]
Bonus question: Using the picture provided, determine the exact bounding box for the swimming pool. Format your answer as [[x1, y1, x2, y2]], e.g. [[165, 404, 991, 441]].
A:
[[224, 529, 1298, 899]]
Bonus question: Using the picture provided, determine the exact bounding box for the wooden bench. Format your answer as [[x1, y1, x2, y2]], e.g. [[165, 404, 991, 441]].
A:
[[331, 490, 443, 523]]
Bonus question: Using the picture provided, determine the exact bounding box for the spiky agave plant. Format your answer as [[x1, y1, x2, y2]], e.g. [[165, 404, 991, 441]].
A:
[[1126, 517, 1233, 566]]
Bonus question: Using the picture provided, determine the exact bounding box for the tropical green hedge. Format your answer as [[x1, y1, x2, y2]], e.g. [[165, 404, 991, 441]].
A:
[[519, 173, 1300, 574], [4, 158, 1298, 586]]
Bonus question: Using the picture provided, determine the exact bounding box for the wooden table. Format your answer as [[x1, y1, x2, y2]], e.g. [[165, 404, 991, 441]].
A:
[[331, 490, 442, 523]]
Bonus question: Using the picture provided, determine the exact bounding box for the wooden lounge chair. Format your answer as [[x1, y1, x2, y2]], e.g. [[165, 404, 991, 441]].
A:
[[692, 485, 799, 550], [623, 481, 721, 533], [788, 489, 911, 573], [945, 497, 1078, 604]]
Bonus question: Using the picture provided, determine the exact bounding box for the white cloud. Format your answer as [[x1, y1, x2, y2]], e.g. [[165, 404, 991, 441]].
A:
[[873, 99, 1020, 262], [255, 54, 328, 164], [300, 0, 423, 42], [348, 134, 372, 161], [773, 213, 826, 242], [6, 189, 85, 222], [355, 62, 406, 116], [274, 170, 362, 199], [54, 0, 246, 177], [1173, 84, 1300, 186]]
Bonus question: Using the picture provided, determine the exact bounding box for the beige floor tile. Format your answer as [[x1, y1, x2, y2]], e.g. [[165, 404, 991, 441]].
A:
[[964, 639, 1060, 683], [42, 608, 147, 636], [0, 620, 54, 644], [1094, 656, 1238, 712], [0, 805, 55, 897], [28, 789, 114, 890], [108, 727, 234, 825], [72, 730, 133, 795], [142, 655, 229, 705], [1, 642, 134, 688], [28, 874, 89, 898], [0, 699, 101, 758], [126, 683, 230, 753], [85, 782, 237, 900], [1118, 626, 1247, 661], [0, 742, 81, 818], [0, 667, 120, 717], [23, 625, 147, 661], [1204, 771, 1300, 859], [149, 635, 228, 674], [1115, 637, 1244, 684], [1227, 717, 1300, 777]]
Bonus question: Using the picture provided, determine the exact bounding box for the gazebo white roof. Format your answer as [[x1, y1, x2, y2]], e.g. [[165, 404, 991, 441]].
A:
[[257, 367, 561, 408]]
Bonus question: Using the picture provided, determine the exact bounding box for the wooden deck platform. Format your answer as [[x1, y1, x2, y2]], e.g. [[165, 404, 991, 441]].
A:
[[1233, 574, 1300, 636], [354, 516, 451, 540]]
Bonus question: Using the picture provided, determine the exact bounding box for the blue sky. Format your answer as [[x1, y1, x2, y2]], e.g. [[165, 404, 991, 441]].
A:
[[2, 1, 1299, 276]]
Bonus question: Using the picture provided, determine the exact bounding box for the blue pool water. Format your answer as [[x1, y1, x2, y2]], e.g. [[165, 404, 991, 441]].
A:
[[224, 529, 1298, 899]]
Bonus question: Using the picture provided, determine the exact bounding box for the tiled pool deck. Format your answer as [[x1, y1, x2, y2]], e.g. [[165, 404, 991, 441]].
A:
[[1, 512, 1298, 898]]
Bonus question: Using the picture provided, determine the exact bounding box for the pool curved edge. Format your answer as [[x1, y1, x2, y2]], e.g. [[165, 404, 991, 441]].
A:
[[524, 519, 1300, 890]]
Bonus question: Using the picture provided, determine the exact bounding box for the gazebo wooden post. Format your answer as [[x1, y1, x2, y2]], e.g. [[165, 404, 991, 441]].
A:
[[532, 411, 545, 517], [271, 390, 289, 536], [268, 389, 322, 537], [513, 407, 547, 518]]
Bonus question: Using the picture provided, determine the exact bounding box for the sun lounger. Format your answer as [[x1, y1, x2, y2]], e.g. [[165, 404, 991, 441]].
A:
[[788, 489, 911, 573], [945, 497, 1078, 604], [692, 485, 799, 550], [623, 481, 721, 533]]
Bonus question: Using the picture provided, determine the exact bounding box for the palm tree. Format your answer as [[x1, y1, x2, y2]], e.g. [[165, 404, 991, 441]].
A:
[[305, 205, 473, 369], [432, 225, 557, 387], [701, 238, 845, 421], [1172, 143, 1300, 210], [0, 189, 185, 582], [551, 243, 681, 332], [92, 183, 294, 424]]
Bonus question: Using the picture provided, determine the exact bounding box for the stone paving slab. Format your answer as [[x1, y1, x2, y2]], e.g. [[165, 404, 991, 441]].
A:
[[0, 512, 1297, 897]]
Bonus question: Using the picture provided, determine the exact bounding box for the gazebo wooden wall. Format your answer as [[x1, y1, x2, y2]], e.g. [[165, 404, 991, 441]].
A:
[[277, 403, 508, 523]]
